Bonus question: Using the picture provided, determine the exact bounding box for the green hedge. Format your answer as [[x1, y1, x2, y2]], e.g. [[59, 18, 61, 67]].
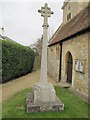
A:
[[1, 40, 35, 83]]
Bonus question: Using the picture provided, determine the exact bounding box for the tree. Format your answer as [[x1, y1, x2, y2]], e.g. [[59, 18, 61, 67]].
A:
[[30, 35, 43, 70], [30, 35, 43, 56]]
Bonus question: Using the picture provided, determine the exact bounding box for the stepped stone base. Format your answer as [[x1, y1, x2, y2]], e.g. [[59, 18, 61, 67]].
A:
[[26, 92, 64, 112], [26, 82, 64, 112]]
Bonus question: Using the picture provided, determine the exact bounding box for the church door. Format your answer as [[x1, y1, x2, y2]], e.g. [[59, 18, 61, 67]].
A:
[[67, 52, 73, 84]]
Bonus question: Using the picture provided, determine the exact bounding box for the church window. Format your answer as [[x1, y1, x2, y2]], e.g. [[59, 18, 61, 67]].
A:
[[51, 48, 53, 52], [50, 48, 53, 59], [67, 12, 71, 21], [56, 46, 59, 60]]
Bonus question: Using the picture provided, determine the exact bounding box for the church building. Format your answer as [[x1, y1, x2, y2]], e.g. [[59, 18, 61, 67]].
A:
[[48, 1, 90, 96]]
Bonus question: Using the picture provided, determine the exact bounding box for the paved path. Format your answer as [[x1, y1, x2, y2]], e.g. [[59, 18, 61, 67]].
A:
[[2, 70, 58, 101]]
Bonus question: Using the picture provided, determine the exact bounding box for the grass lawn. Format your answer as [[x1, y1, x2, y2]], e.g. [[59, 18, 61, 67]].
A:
[[2, 86, 89, 118]]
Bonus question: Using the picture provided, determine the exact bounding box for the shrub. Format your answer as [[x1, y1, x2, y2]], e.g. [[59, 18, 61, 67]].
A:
[[2, 40, 35, 83], [33, 55, 41, 71]]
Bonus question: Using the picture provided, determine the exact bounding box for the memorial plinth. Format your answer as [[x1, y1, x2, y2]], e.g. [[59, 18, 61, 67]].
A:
[[26, 3, 64, 112]]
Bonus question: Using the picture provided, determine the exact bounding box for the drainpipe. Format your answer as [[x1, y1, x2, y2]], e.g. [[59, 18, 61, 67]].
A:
[[59, 42, 63, 81]]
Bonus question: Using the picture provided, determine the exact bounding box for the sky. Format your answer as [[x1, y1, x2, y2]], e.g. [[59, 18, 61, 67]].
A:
[[0, 0, 64, 46]]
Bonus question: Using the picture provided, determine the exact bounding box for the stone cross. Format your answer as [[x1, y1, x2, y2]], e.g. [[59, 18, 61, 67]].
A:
[[38, 3, 54, 84], [26, 3, 64, 112]]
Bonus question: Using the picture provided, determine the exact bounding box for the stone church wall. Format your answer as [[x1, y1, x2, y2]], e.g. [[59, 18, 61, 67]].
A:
[[62, 2, 88, 25], [48, 32, 89, 95], [61, 32, 88, 94], [48, 45, 60, 81]]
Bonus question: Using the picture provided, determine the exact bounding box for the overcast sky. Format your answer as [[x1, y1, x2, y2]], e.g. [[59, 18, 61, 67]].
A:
[[0, 0, 64, 46]]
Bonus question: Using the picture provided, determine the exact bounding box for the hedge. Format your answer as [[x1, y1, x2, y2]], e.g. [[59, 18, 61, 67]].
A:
[[0, 40, 2, 83], [1, 40, 35, 83]]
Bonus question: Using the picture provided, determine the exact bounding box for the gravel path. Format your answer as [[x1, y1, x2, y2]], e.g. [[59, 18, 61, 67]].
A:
[[2, 70, 58, 101], [1, 70, 87, 102]]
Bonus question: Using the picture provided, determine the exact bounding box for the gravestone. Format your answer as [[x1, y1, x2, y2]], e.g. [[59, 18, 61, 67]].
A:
[[26, 3, 64, 112]]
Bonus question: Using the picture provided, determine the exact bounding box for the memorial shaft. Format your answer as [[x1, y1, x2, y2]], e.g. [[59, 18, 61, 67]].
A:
[[38, 3, 53, 83], [26, 3, 64, 112]]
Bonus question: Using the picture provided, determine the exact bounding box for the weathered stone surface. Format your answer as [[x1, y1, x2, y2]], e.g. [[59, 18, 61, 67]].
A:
[[48, 32, 88, 95], [26, 82, 64, 112], [26, 92, 64, 113], [26, 3, 64, 113], [62, 2, 88, 25], [33, 82, 56, 103]]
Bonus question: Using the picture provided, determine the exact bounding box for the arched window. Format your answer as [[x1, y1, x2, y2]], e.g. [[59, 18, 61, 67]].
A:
[[67, 12, 71, 21], [50, 48, 53, 59], [56, 46, 59, 60]]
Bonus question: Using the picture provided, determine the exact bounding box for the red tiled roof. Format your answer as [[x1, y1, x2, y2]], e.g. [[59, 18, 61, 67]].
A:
[[49, 4, 90, 46]]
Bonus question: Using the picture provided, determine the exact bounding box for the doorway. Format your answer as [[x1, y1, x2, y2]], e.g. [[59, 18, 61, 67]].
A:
[[66, 52, 73, 84]]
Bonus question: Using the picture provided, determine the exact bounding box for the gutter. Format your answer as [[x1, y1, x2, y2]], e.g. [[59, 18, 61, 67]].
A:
[[48, 27, 90, 47], [59, 42, 63, 81]]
